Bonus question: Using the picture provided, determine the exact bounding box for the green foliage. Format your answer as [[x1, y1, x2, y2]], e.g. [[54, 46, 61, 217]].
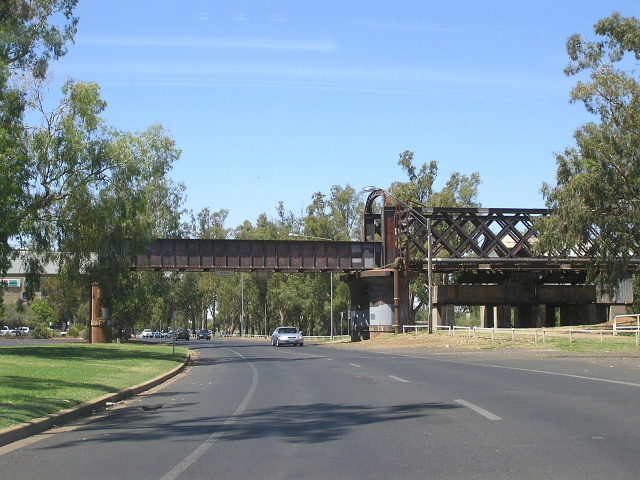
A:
[[537, 12, 640, 293], [32, 323, 51, 338], [30, 297, 54, 324], [0, 0, 78, 78], [387, 150, 481, 320], [66, 324, 84, 338]]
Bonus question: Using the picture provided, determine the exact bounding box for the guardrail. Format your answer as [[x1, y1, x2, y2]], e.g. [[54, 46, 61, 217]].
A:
[[469, 326, 639, 345], [613, 314, 640, 335], [402, 324, 639, 346], [402, 325, 430, 334]]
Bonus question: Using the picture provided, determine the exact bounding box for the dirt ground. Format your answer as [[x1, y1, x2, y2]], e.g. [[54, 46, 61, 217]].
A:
[[324, 331, 533, 351], [319, 328, 640, 357]]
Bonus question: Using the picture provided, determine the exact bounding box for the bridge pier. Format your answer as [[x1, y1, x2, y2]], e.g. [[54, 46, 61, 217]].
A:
[[345, 270, 409, 340], [432, 305, 455, 328], [480, 305, 512, 328], [433, 281, 630, 330]]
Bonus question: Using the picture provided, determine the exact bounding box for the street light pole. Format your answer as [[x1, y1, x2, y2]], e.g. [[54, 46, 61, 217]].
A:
[[289, 232, 334, 339]]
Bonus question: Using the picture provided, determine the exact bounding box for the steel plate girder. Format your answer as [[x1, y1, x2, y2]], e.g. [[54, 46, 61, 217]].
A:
[[132, 239, 381, 272]]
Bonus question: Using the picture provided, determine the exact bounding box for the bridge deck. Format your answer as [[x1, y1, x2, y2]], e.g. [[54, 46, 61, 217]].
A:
[[132, 239, 381, 273]]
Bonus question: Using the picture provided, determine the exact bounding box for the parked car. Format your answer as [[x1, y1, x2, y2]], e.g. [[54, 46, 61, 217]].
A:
[[0, 326, 11, 336], [197, 329, 211, 340], [175, 328, 190, 340], [271, 326, 303, 347], [141, 329, 153, 338], [18, 326, 30, 335]]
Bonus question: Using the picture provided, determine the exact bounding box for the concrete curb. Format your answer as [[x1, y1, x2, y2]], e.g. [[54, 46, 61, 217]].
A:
[[0, 353, 190, 448]]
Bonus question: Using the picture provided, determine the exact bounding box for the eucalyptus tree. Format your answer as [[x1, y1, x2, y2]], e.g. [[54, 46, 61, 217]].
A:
[[0, 0, 78, 79], [180, 207, 232, 333], [0, 0, 78, 282], [537, 12, 640, 294], [389, 150, 481, 322], [291, 185, 365, 335]]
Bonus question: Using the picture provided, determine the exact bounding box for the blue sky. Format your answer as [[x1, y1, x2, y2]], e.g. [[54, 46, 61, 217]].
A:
[[49, 1, 640, 229]]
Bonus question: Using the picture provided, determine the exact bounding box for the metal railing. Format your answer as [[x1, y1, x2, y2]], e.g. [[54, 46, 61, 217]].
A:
[[402, 324, 430, 334], [401, 324, 639, 346], [613, 314, 640, 335]]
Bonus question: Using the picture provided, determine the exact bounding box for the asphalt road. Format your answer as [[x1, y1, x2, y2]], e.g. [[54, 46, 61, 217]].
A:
[[1, 338, 640, 479]]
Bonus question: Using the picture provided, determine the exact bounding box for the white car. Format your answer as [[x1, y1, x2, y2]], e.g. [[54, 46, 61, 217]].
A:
[[271, 327, 303, 347], [141, 329, 153, 338]]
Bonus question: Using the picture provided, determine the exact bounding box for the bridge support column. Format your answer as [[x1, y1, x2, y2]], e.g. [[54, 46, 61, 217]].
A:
[[609, 305, 627, 323], [345, 270, 408, 340], [495, 306, 511, 328], [559, 304, 596, 326], [480, 306, 492, 328], [480, 306, 511, 328], [432, 304, 455, 328], [514, 305, 532, 328]]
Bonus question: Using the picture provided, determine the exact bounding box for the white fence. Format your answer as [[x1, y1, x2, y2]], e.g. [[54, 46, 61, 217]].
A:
[[613, 314, 640, 335], [402, 323, 639, 346]]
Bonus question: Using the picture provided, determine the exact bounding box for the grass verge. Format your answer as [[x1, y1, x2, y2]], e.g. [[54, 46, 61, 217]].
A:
[[0, 343, 188, 429]]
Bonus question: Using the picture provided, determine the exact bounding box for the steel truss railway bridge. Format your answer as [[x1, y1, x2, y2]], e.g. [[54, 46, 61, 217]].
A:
[[103, 188, 635, 341]]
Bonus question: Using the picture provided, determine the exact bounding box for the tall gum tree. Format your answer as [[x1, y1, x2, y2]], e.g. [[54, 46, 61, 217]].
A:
[[0, 0, 79, 285], [537, 12, 640, 294]]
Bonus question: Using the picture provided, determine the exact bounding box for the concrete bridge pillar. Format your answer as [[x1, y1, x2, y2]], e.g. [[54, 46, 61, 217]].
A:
[[513, 305, 531, 328], [495, 306, 511, 328], [432, 304, 455, 328], [559, 304, 596, 326], [345, 270, 408, 339], [609, 305, 628, 323], [480, 305, 511, 328]]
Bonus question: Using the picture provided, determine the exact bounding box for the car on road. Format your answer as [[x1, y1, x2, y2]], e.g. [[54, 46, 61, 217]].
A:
[[140, 329, 153, 338], [153, 331, 163, 338], [197, 329, 211, 340], [271, 326, 303, 347], [175, 328, 190, 340]]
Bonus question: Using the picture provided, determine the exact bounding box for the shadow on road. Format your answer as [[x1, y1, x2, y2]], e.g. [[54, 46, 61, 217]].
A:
[[39, 400, 462, 450]]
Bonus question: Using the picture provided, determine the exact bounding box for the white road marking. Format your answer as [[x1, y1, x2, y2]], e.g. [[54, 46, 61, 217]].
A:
[[455, 399, 502, 420], [388, 375, 410, 383], [160, 348, 259, 480], [376, 351, 640, 388], [350, 363, 362, 368]]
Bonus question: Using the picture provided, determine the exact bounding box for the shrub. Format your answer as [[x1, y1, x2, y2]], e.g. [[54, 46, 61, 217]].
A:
[[66, 325, 85, 338], [33, 324, 52, 339]]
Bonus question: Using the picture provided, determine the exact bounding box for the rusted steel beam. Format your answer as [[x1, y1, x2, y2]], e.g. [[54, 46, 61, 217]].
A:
[[132, 239, 381, 272]]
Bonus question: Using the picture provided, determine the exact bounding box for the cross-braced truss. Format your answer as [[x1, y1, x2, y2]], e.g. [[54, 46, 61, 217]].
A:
[[393, 207, 611, 283]]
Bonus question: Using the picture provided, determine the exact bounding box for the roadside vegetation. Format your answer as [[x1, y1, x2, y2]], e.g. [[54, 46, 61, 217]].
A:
[[0, 343, 188, 429]]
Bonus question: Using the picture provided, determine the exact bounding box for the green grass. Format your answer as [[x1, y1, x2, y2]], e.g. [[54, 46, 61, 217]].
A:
[[540, 335, 640, 353], [0, 343, 188, 429], [471, 332, 640, 352]]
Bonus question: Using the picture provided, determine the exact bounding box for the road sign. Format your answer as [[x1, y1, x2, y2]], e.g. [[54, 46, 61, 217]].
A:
[[215, 270, 235, 277]]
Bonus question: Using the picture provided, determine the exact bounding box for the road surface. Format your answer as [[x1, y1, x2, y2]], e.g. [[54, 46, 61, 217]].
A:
[[1, 338, 639, 479]]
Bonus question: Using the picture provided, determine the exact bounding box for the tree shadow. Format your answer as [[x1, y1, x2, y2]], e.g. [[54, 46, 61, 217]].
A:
[[41, 401, 462, 449]]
